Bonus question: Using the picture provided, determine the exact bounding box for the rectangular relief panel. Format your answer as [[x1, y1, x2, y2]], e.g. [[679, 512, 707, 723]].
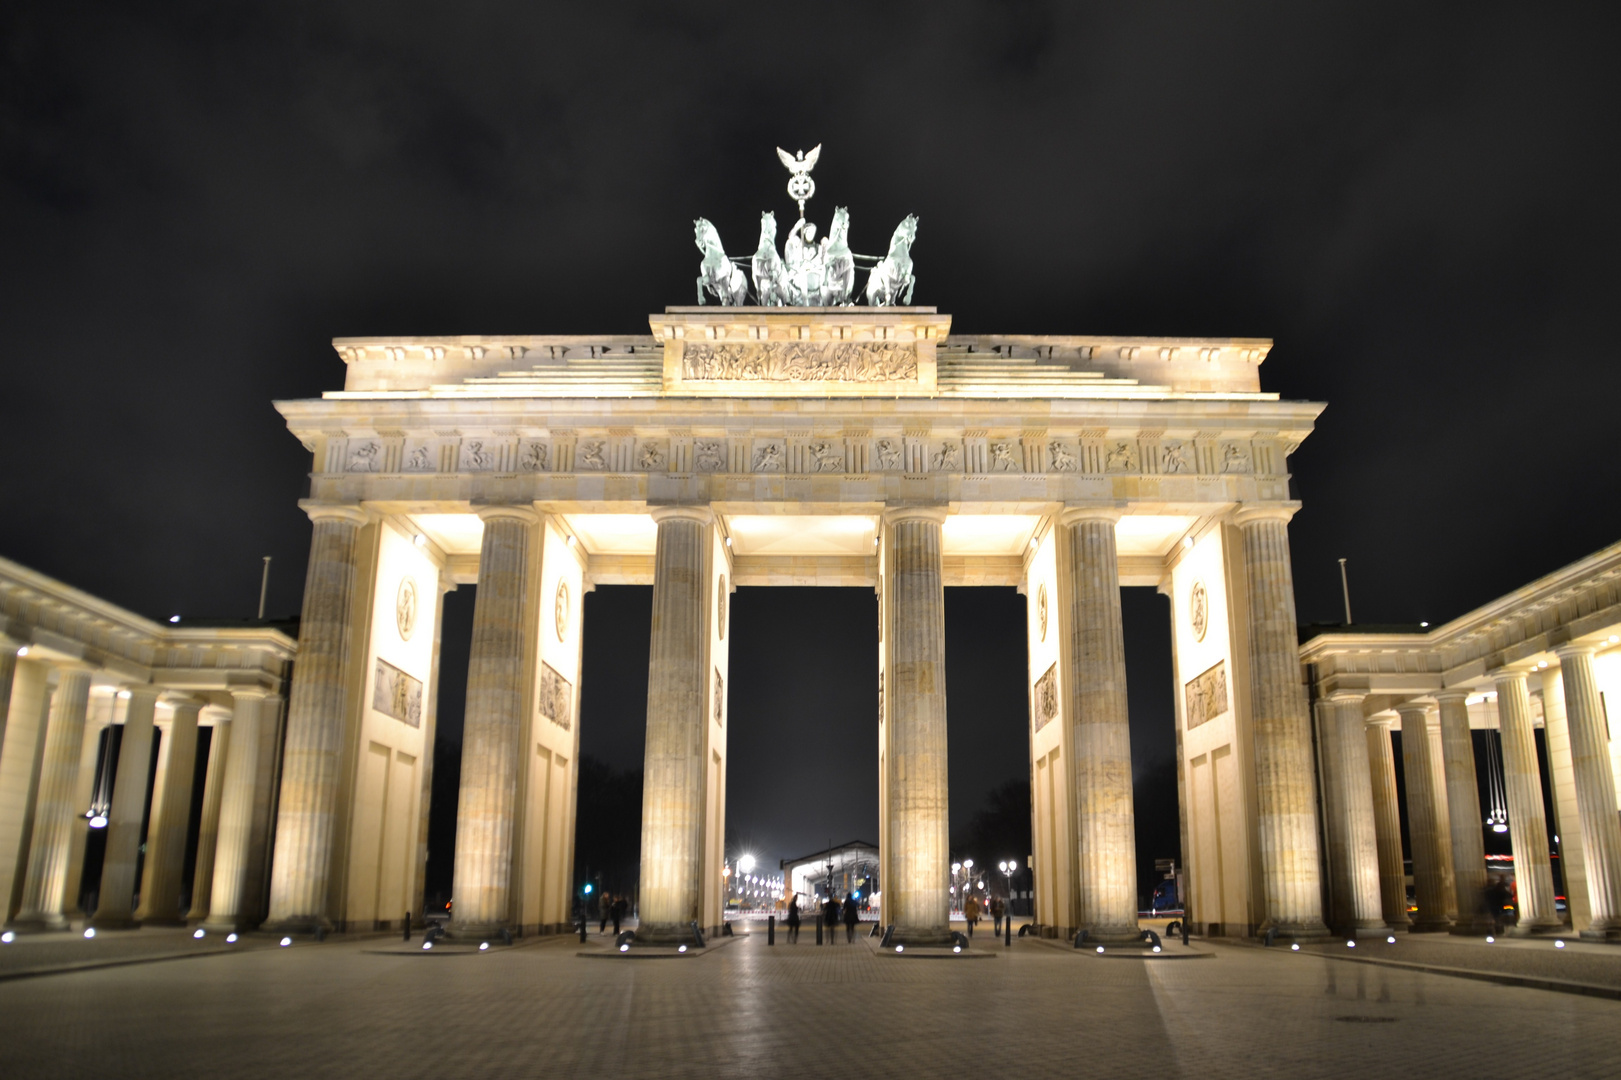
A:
[[372, 659, 423, 728]]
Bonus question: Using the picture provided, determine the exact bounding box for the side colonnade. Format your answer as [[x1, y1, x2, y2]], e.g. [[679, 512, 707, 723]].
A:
[[1303, 541, 1621, 942]]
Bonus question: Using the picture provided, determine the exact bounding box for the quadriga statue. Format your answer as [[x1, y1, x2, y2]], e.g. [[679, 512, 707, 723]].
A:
[[694, 217, 748, 306], [864, 214, 918, 307]]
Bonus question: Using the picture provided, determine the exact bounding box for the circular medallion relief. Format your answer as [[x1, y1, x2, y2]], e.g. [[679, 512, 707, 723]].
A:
[[555, 580, 570, 642], [717, 574, 728, 640], [1190, 579, 1209, 643], [396, 576, 418, 641], [1037, 583, 1049, 641]]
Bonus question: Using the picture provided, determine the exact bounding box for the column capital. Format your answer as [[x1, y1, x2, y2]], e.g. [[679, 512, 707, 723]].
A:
[[882, 505, 947, 526], [1059, 505, 1123, 527], [474, 502, 541, 525], [1491, 668, 1530, 688], [120, 684, 162, 703], [298, 500, 369, 526], [228, 686, 271, 703], [1553, 642, 1598, 661], [1433, 688, 1472, 705], [1230, 502, 1299, 528], [1326, 690, 1367, 706], [1394, 699, 1433, 718], [649, 504, 715, 526], [1365, 713, 1399, 730]]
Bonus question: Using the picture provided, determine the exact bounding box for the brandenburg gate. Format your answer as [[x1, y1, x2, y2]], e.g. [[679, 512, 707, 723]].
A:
[[267, 301, 1329, 947]]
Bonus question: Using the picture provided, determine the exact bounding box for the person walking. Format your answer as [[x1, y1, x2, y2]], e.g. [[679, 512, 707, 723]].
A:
[[964, 893, 981, 937], [990, 895, 1006, 937], [786, 893, 801, 944], [611, 894, 627, 937], [823, 894, 841, 944], [842, 893, 859, 943], [598, 893, 610, 935]]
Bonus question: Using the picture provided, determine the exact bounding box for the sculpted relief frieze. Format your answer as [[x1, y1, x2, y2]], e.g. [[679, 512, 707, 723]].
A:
[[1184, 660, 1228, 730], [681, 341, 918, 382], [1034, 664, 1059, 732]]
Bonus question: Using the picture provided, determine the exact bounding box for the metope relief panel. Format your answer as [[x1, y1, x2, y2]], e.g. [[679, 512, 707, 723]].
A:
[[1045, 438, 1080, 473], [871, 437, 903, 472], [1184, 660, 1228, 730], [373, 658, 423, 728], [539, 662, 573, 730], [1220, 443, 1252, 474], [1103, 440, 1139, 473], [576, 438, 607, 471], [930, 439, 963, 472], [1034, 663, 1059, 733], [751, 438, 785, 473], [637, 439, 669, 472], [1160, 441, 1191, 474], [680, 341, 918, 382], [693, 439, 728, 472], [517, 439, 551, 472]]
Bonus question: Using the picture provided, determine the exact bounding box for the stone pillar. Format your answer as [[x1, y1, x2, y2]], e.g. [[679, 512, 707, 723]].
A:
[[1057, 508, 1139, 942], [1233, 507, 1327, 937], [1493, 671, 1562, 933], [1434, 691, 1493, 934], [10, 668, 92, 931], [186, 714, 230, 921], [0, 646, 17, 771], [136, 699, 201, 923], [92, 686, 160, 929], [1326, 693, 1387, 934], [203, 690, 266, 932], [1540, 668, 1591, 931], [637, 506, 714, 944], [1554, 646, 1621, 939], [1366, 718, 1410, 929], [451, 506, 540, 938], [1396, 701, 1451, 932], [264, 503, 368, 933], [880, 507, 951, 946]]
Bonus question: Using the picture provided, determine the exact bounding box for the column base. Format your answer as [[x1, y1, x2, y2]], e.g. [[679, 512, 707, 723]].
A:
[[1079, 923, 1148, 946], [448, 920, 517, 942], [1507, 919, 1566, 938], [1344, 922, 1395, 940], [631, 921, 705, 946], [1447, 916, 1498, 937], [1258, 918, 1334, 943], [888, 925, 954, 948], [200, 915, 259, 934], [1577, 924, 1621, 943], [4, 914, 70, 934], [260, 915, 333, 936], [136, 916, 188, 927], [1407, 917, 1453, 933], [87, 914, 143, 931]]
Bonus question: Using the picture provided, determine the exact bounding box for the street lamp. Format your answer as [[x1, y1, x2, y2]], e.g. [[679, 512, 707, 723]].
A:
[[998, 860, 1018, 934]]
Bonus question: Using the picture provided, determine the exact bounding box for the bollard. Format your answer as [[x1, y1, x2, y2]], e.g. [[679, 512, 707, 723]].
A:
[[1005, 914, 1012, 947], [768, 914, 775, 946], [403, 912, 411, 942], [816, 914, 823, 945], [580, 912, 588, 943], [1180, 920, 1189, 946]]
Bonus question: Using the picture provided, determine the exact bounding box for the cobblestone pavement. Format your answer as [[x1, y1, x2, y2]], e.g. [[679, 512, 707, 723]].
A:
[[1, 931, 1618, 1080]]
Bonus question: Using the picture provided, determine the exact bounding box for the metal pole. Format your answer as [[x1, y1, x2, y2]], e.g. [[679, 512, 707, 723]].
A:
[[257, 556, 273, 620], [1337, 557, 1353, 625], [768, 914, 775, 946]]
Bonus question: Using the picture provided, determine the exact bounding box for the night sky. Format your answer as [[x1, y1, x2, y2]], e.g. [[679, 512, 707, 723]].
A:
[[5, 5, 1620, 882]]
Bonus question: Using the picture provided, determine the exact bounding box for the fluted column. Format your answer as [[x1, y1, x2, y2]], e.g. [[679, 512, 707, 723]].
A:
[[1493, 671, 1561, 933], [882, 507, 951, 945], [1058, 508, 1139, 942], [92, 686, 160, 929], [1233, 507, 1327, 937], [1555, 646, 1621, 939], [0, 646, 17, 772], [1436, 690, 1493, 934], [1326, 693, 1388, 933], [10, 668, 92, 931], [451, 505, 540, 937], [265, 503, 369, 933], [1366, 718, 1410, 929], [136, 700, 201, 923], [637, 506, 713, 944], [186, 714, 230, 921], [1396, 701, 1451, 932], [203, 690, 266, 932]]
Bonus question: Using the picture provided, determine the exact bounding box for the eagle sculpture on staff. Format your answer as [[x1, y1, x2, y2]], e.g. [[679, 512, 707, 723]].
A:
[[693, 144, 918, 308]]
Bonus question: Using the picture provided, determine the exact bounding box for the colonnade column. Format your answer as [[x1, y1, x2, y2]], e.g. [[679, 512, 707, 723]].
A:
[[1326, 693, 1388, 934], [1493, 670, 1562, 933], [187, 713, 231, 922], [637, 506, 714, 944], [1553, 646, 1621, 939], [9, 668, 92, 931], [135, 699, 201, 923], [1436, 690, 1493, 934], [1232, 507, 1327, 937], [264, 503, 369, 933], [881, 507, 951, 946], [91, 685, 160, 929], [203, 690, 266, 932], [1058, 508, 1138, 942], [1365, 718, 1410, 929], [1396, 701, 1451, 932], [450, 506, 540, 938]]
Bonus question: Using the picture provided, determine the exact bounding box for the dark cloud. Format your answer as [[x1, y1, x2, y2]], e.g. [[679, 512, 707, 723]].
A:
[[4, 1, 1618, 871]]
